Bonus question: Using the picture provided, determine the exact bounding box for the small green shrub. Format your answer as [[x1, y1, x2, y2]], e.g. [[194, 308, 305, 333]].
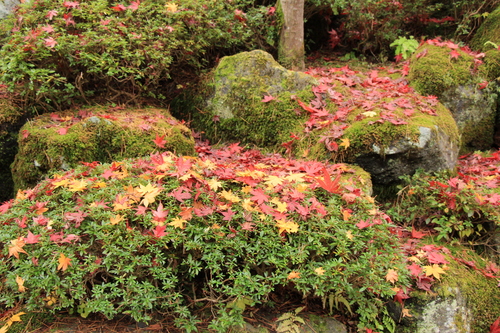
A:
[[390, 36, 419, 60], [388, 150, 500, 242], [0, 0, 276, 111], [0, 144, 410, 331]]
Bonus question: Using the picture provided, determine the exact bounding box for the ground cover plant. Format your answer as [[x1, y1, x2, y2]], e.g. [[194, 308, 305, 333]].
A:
[[0, 140, 413, 332], [389, 150, 500, 244], [0, 0, 276, 111]]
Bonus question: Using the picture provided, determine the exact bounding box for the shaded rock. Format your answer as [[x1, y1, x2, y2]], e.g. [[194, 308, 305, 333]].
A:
[[231, 314, 347, 333], [0, 98, 26, 202], [172, 49, 317, 148], [440, 84, 497, 150], [11, 106, 195, 191]]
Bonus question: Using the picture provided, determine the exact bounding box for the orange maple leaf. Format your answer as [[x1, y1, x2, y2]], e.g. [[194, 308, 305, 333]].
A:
[[57, 253, 72, 271], [385, 269, 398, 283], [8, 238, 27, 258], [287, 271, 300, 280]]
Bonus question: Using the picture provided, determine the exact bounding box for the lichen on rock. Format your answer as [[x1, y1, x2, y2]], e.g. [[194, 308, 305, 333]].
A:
[[11, 106, 195, 191]]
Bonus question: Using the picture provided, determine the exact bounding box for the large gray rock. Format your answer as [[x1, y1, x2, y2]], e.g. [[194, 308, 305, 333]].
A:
[[440, 84, 497, 151]]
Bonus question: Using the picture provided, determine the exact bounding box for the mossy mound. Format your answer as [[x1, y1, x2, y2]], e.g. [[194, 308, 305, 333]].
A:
[[171, 49, 316, 148], [289, 66, 460, 186], [407, 43, 477, 97], [0, 144, 410, 330], [0, 98, 27, 202], [11, 106, 195, 191], [407, 41, 496, 152], [470, 5, 500, 52]]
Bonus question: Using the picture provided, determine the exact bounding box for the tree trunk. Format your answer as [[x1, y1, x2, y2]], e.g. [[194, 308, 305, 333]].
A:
[[278, 0, 305, 71]]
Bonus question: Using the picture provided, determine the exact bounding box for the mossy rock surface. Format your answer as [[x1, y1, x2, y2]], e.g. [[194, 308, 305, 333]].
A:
[[0, 98, 27, 202], [172, 49, 317, 148], [470, 5, 500, 52], [11, 106, 195, 191], [407, 44, 476, 97], [407, 42, 496, 152]]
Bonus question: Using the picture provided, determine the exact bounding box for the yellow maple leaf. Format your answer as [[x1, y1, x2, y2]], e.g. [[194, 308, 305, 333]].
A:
[[264, 175, 283, 189], [285, 173, 306, 183], [44, 294, 57, 306], [15, 189, 27, 200], [113, 194, 131, 211], [0, 324, 8, 333], [296, 183, 309, 192], [314, 267, 325, 276], [169, 217, 187, 229], [287, 271, 300, 279], [207, 178, 223, 191], [402, 308, 412, 317], [109, 214, 124, 225], [52, 177, 70, 188], [5, 312, 25, 327], [220, 190, 241, 203], [385, 269, 398, 283], [339, 137, 350, 149], [424, 264, 446, 280], [165, 2, 178, 12], [275, 219, 299, 234], [241, 186, 253, 194], [345, 230, 354, 240], [16, 275, 27, 292], [362, 111, 377, 117], [342, 209, 351, 221], [57, 253, 72, 271], [274, 200, 287, 213], [8, 238, 27, 258], [91, 181, 106, 189], [241, 199, 255, 211], [67, 179, 87, 192]]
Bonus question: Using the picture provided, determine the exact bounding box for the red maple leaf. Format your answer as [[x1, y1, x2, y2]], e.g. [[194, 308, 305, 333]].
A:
[[24, 231, 41, 244], [427, 251, 449, 265], [407, 263, 423, 277], [416, 48, 428, 59], [152, 202, 169, 223], [111, 4, 127, 11], [0, 201, 12, 213], [128, 1, 140, 11], [169, 187, 192, 202], [221, 209, 236, 221], [241, 221, 255, 231], [153, 134, 167, 148], [261, 94, 276, 103], [57, 126, 68, 135], [411, 227, 426, 239], [250, 188, 270, 205], [316, 168, 341, 194], [63, 1, 79, 8], [394, 288, 410, 305], [356, 219, 372, 229], [153, 225, 167, 238], [450, 49, 460, 59], [490, 317, 500, 333], [46, 10, 58, 20]]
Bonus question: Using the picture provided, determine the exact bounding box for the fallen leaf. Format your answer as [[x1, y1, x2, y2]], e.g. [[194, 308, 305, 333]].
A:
[[287, 271, 300, 279], [314, 267, 325, 275], [385, 269, 398, 283], [57, 253, 72, 271], [16, 275, 27, 292], [8, 238, 27, 258], [424, 264, 446, 280]]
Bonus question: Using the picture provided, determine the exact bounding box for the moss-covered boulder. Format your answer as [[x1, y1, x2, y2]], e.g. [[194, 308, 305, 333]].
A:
[[11, 106, 195, 191], [290, 65, 460, 187], [172, 49, 317, 148], [0, 98, 26, 202], [470, 5, 500, 52], [407, 41, 496, 151], [395, 243, 500, 333]]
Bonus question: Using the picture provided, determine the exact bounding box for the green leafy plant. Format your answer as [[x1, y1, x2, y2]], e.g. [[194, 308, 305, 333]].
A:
[[0, 142, 411, 331], [388, 150, 500, 243], [276, 307, 305, 333], [390, 36, 419, 59], [0, 0, 276, 111]]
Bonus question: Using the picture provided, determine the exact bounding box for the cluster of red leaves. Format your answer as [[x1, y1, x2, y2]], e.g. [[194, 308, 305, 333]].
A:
[[283, 65, 439, 153]]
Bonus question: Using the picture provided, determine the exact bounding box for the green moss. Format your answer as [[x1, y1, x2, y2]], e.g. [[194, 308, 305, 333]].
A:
[[479, 49, 500, 80], [408, 44, 476, 97], [11, 107, 195, 191], [437, 251, 500, 332], [470, 6, 500, 52]]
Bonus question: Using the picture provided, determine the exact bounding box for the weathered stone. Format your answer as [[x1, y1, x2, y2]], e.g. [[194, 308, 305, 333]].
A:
[[408, 43, 497, 152], [440, 84, 497, 150], [230, 314, 347, 333], [172, 49, 317, 148], [354, 125, 458, 186], [11, 106, 195, 191]]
